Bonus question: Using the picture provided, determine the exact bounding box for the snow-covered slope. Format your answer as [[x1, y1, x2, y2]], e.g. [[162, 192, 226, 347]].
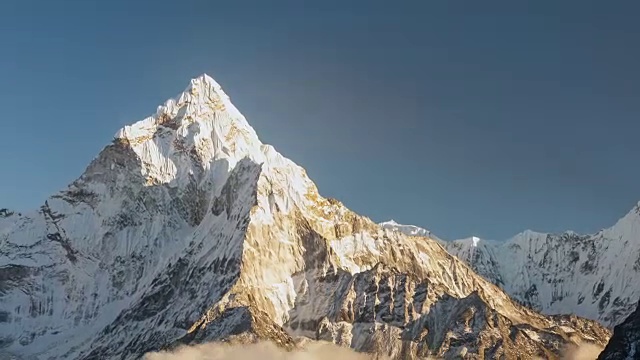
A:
[[444, 237, 505, 288], [379, 220, 446, 245], [379, 220, 430, 237], [440, 207, 640, 327], [0, 75, 610, 359], [385, 208, 640, 329]]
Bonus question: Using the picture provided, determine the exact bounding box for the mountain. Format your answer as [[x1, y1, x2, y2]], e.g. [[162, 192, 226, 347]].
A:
[[384, 205, 640, 328], [378, 220, 449, 246], [0, 75, 610, 359], [598, 301, 640, 359], [379, 220, 431, 238], [443, 237, 505, 288]]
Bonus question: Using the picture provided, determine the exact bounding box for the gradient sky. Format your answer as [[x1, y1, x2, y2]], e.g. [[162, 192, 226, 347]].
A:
[[1, 1, 639, 240]]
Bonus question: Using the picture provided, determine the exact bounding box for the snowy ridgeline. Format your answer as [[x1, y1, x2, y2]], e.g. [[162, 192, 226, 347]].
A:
[[381, 204, 640, 327]]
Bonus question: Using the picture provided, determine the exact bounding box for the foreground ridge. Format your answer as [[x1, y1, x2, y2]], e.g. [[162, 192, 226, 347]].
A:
[[0, 74, 610, 359]]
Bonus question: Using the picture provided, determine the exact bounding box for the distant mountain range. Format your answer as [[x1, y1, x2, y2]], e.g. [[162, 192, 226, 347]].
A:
[[382, 203, 640, 328]]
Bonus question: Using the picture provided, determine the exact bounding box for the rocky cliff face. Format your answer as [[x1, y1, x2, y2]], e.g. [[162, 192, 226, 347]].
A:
[[598, 301, 640, 359], [0, 75, 610, 359]]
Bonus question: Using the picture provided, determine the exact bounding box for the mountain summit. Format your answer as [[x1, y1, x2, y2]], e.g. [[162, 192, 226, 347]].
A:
[[0, 75, 610, 359], [379, 220, 431, 238]]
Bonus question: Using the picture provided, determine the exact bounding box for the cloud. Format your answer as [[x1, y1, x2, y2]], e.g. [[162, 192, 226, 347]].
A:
[[562, 342, 604, 360], [143, 341, 375, 360], [144, 340, 604, 360]]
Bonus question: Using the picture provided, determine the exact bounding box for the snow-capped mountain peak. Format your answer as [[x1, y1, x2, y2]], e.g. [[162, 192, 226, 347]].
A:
[[114, 73, 263, 174], [0, 75, 611, 359], [379, 219, 430, 237], [379, 219, 400, 226], [452, 236, 486, 247]]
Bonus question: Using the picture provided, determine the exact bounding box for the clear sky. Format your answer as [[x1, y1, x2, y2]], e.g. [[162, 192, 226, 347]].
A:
[[1, 0, 639, 240]]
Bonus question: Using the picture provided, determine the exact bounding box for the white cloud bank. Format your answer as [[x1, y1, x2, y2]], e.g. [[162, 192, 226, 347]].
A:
[[144, 341, 375, 360], [144, 340, 604, 360], [562, 342, 604, 360]]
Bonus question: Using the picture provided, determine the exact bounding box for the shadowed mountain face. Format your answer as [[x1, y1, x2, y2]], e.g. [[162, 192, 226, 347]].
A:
[[0, 75, 610, 359], [598, 301, 640, 359]]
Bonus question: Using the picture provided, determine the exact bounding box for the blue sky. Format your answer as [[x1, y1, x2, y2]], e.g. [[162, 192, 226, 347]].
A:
[[1, 0, 639, 240]]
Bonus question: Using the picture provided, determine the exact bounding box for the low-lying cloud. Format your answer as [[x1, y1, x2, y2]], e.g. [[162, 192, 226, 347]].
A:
[[144, 341, 374, 360], [562, 342, 604, 360], [144, 340, 604, 360], [531, 342, 604, 360]]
